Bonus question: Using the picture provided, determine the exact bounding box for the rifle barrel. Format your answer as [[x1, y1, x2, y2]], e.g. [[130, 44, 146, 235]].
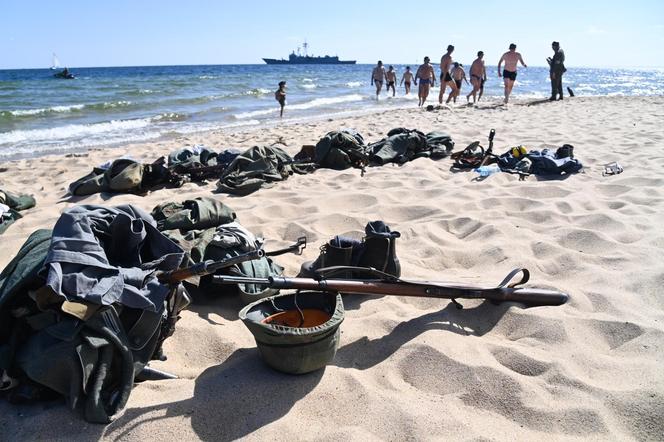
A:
[[159, 249, 265, 284], [212, 275, 568, 307]]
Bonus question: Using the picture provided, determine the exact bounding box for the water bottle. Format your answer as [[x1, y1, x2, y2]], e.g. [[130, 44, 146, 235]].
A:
[[475, 164, 500, 177]]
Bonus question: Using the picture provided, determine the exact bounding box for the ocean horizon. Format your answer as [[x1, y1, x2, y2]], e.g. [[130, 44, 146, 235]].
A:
[[1, 64, 662, 161]]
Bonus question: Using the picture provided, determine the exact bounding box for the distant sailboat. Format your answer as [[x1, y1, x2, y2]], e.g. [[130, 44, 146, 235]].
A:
[[50, 53, 60, 70]]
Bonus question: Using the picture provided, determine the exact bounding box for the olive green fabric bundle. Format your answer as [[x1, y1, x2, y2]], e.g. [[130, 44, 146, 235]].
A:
[[168, 146, 219, 169], [0, 189, 37, 234], [368, 128, 455, 165], [152, 198, 284, 302], [216, 145, 313, 196], [151, 196, 236, 232], [314, 130, 368, 170], [202, 222, 283, 305], [239, 291, 344, 374], [69, 159, 145, 196]]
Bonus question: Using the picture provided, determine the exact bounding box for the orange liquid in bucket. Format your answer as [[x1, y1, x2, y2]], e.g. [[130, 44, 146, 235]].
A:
[[262, 309, 332, 328]]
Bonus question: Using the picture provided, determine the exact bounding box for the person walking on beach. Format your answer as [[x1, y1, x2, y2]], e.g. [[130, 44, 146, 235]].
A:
[[439, 45, 458, 104], [371, 61, 386, 98], [415, 56, 436, 107], [547, 41, 566, 101], [401, 66, 414, 94], [386, 65, 397, 97], [466, 51, 487, 103], [498, 43, 527, 104], [450, 63, 468, 103], [275, 81, 286, 117]]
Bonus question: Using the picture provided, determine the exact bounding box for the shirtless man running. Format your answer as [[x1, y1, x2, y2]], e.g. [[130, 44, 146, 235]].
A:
[[466, 51, 487, 103], [415, 56, 435, 107], [371, 61, 387, 98], [498, 43, 527, 104], [438, 45, 458, 104]]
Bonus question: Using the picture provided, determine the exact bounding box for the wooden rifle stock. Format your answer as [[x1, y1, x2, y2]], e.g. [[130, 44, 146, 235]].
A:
[[213, 267, 569, 307]]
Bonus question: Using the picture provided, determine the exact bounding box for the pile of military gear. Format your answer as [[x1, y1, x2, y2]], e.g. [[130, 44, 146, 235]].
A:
[[0, 189, 36, 234], [151, 196, 301, 304], [68, 128, 454, 199], [450, 130, 583, 178], [0, 205, 190, 423], [308, 128, 454, 172], [68, 144, 311, 197], [216, 145, 315, 196], [368, 128, 454, 165], [68, 146, 243, 197], [497, 144, 582, 176]]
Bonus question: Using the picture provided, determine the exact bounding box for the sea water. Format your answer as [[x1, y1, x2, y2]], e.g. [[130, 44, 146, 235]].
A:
[[0, 64, 662, 160]]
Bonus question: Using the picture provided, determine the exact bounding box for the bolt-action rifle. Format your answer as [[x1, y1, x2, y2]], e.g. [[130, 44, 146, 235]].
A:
[[213, 266, 568, 308]]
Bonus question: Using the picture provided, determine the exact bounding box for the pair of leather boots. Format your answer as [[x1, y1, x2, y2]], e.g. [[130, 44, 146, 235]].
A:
[[299, 221, 400, 279]]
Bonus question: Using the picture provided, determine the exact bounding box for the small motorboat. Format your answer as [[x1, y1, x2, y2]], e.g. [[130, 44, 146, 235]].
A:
[[53, 69, 75, 79]]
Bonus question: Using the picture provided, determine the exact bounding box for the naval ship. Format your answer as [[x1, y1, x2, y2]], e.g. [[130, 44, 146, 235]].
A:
[[263, 42, 356, 65]]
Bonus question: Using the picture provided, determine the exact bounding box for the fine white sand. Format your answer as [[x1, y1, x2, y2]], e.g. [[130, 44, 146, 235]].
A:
[[1, 96, 663, 440]]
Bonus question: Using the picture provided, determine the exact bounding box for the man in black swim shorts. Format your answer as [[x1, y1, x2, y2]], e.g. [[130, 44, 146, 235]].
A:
[[497, 43, 527, 104], [386, 65, 397, 97], [467, 51, 486, 103], [371, 60, 386, 98], [502, 70, 517, 81], [438, 45, 458, 104]]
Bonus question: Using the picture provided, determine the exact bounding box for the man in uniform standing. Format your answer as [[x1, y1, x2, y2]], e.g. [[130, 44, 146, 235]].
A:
[[547, 41, 566, 101]]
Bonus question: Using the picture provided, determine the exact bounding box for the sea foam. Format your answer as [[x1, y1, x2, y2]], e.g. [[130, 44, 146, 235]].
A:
[[0, 118, 153, 145]]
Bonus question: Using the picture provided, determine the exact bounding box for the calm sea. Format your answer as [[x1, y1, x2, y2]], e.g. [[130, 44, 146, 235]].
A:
[[0, 64, 662, 161]]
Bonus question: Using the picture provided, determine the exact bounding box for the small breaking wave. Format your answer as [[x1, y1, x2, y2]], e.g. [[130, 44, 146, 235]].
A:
[[0, 100, 133, 119], [288, 94, 364, 110], [233, 108, 275, 119], [0, 117, 153, 145], [233, 94, 365, 119], [152, 112, 189, 122], [302, 83, 317, 89], [126, 88, 157, 96], [1, 104, 85, 117], [245, 88, 271, 96], [346, 81, 362, 88]]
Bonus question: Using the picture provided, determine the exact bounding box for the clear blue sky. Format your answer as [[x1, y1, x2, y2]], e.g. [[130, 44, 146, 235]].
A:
[[1, 0, 663, 69]]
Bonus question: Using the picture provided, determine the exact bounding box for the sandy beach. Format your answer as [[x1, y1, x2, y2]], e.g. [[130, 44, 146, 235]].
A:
[[1, 95, 663, 440]]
